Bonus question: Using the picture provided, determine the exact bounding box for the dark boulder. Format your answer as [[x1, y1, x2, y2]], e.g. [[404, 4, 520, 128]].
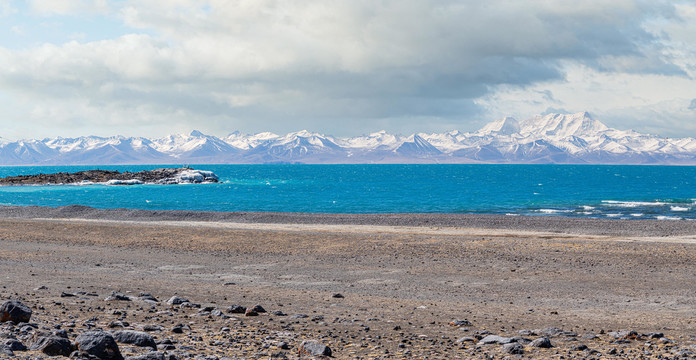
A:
[[226, 305, 246, 314], [75, 331, 124, 360], [4, 338, 27, 351], [112, 330, 156, 349], [502, 343, 524, 354], [530, 337, 553, 348], [30, 335, 74, 356], [250, 304, 267, 313], [0, 300, 32, 323]]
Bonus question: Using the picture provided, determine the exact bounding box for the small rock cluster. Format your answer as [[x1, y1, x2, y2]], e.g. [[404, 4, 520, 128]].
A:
[[0, 296, 332, 360], [1, 294, 692, 359]]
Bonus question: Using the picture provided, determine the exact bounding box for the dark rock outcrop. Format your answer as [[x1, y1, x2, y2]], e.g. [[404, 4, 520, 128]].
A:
[[0, 167, 218, 185]]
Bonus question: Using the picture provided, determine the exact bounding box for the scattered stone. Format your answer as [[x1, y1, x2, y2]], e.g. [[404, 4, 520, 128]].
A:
[[646, 332, 664, 339], [226, 305, 246, 314], [4, 338, 27, 351], [518, 329, 537, 336], [290, 314, 308, 319], [536, 327, 577, 337], [660, 337, 676, 344], [245, 308, 258, 316], [449, 319, 472, 327], [502, 343, 524, 354], [0, 345, 13, 356], [510, 336, 531, 345], [455, 337, 476, 343], [608, 330, 639, 340], [477, 335, 513, 345], [298, 340, 332, 357], [166, 296, 188, 305], [142, 325, 162, 332], [250, 305, 267, 313], [112, 330, 157, 349], [108, 321, 128, 328], [331, 293, 344, 298], [530, 337, 553, 348], [75, 330, 124, 360], [105, 292, 132, 301], [271, 310, 287, 316], [0, 300, 32, 323], [127, 351, 167, 360], [61, 291, 76, 297], [30, 334, 74, 356], [572, 344, 589, 351], [179, 302, 200, 308], [138, 292, 159, 302]]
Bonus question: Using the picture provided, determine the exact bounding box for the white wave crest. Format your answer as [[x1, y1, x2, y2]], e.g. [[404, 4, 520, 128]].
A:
[[538, 209, 573, 214], [657, 215, 682, 221], [602, 200, 666, 208]]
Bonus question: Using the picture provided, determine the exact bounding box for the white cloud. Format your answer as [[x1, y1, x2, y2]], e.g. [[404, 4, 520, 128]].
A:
[[476, 62, 696, 136], [0, 0, 695, 138], [10, 25, 23, 35], [28, 0, 110, 16], [0, 2, 17, 17]]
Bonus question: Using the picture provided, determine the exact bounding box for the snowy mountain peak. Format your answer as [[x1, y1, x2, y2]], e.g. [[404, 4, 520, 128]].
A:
[[3, 112, 696, 165], [478, 116, 520, 136], [520, 112, 609, 138]]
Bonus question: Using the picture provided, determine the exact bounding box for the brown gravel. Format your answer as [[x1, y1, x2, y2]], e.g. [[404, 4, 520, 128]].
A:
[[0, 207, 695, 359]]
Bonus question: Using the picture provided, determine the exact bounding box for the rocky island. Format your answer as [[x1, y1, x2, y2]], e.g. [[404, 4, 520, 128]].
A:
[[0, 168, 219, 185]]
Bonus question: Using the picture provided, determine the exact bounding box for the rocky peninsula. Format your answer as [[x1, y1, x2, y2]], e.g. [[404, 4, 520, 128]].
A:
[[0, 168, 219, 185]]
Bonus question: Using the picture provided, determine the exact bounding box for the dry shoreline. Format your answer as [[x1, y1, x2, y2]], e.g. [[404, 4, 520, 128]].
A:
[[3, 204, 696, 236], [1, 205, 696, 359]]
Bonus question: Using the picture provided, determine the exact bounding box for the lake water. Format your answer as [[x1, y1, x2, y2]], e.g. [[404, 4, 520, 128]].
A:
[[0, 164, 695, 220]]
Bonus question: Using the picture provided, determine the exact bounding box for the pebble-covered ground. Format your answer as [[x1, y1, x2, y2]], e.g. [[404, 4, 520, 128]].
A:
[[0, 208, 695, 359]]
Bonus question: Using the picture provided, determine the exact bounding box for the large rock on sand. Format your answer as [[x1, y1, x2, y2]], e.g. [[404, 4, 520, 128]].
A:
[[75, 331, 123, 360], [112, 330, 156, 349], [30, 335, 74, 356], [298, 340, 332, 356], [0, 300, 32, 323]]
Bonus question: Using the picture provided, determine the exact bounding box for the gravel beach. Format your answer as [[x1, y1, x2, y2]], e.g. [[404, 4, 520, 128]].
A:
[[0, 205, 696, 359]]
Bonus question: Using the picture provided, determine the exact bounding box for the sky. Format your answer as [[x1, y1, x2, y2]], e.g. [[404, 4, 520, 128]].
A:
[[0, 0, 695, 139]]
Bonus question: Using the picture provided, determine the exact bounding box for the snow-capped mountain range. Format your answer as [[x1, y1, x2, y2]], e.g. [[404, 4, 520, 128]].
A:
[[3, 112, 696, 165]]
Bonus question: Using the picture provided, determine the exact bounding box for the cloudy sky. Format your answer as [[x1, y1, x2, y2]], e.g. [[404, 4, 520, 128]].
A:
[[1, 0, 695, 139]]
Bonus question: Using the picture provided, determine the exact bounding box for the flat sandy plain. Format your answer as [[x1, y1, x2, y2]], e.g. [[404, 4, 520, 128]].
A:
[[1, 205, 696, 359]]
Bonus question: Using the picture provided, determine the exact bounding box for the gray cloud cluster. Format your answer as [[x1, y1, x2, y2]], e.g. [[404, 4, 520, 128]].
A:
[[0, 0, 694, 139]]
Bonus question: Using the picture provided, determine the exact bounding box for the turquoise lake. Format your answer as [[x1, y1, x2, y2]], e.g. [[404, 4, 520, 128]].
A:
[[0, 164, 695, 220]]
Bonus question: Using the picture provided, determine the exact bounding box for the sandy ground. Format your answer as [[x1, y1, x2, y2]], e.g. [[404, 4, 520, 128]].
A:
[[0, 206, 696, 359]]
